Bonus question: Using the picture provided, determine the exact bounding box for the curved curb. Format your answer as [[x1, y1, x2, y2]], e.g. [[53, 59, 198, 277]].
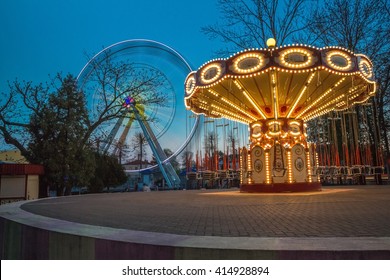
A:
[[1, 200, 390, 259]]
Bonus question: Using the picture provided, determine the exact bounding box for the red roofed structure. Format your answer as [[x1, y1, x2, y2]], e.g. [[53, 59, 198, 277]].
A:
[[0, 163, 44, 204]]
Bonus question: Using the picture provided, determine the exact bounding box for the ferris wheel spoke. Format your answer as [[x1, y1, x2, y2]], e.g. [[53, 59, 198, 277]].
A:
[[102, 115, 126, 153], [113, 116, 134, 156]]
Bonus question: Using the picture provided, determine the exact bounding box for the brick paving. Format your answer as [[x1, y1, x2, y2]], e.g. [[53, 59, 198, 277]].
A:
[[21, 185, 390, 238]]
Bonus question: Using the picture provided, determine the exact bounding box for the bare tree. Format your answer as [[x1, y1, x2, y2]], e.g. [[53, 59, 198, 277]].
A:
[[306, 0, 388, 53], [202, 0, 310, 55], [80, 52, 171, 148], [376, 55, 390, 155], [131, 132, 147, 168], [306, 0, 390, 156], [0, 78, 54, 161], [0, 50, 170, 163], [381, 0, 390, 16]]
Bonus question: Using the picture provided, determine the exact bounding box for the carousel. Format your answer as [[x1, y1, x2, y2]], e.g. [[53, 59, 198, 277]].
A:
[[184, 39, 377, 192]]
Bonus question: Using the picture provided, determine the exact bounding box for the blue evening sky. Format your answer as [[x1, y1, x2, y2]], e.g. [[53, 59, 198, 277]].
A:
[[0, 0, 233, 155], [0, 0, 225, 92]]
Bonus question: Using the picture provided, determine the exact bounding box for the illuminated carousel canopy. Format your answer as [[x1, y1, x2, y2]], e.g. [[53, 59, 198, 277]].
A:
[[184, 44, 376, 124], [184, 43, 376, 192]]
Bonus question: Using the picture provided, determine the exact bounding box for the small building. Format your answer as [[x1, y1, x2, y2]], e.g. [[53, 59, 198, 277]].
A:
[[0, 162, 44, 205], [123, 159, 154, 190], [123, 159, 153, 171]]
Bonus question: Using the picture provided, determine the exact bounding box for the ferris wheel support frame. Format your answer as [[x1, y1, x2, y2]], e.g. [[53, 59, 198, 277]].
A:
[[101, 116, 125, 154], [129, 104, 181, 189]]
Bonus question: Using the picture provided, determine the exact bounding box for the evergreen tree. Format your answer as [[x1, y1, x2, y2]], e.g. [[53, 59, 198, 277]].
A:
[[28, 74, 95, 195]]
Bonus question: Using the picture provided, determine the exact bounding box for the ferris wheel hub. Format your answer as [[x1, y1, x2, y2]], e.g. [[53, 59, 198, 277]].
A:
[[123, 96, 136, 108]]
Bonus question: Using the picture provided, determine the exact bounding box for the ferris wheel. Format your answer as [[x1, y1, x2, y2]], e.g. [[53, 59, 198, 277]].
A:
[[77, 39, 199, 187]]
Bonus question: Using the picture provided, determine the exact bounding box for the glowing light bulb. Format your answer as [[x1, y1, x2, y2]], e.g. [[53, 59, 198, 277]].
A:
[[266, 38, 276, 48]]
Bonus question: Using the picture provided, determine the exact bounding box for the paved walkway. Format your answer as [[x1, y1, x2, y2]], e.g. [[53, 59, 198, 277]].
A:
[[20, 185, 390, 238]]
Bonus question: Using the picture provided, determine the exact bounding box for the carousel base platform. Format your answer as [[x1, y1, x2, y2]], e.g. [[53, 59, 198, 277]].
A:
[[240, 182, 322, 193], [1, 186, 390, 260]]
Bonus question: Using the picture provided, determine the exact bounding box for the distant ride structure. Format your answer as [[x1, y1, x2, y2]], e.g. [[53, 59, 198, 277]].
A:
[[184, 40, 377, 192], [77, 39, 198, 189]]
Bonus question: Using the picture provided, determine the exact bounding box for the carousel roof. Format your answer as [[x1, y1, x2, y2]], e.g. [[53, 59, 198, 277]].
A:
[[184, 44, 376, 123]]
